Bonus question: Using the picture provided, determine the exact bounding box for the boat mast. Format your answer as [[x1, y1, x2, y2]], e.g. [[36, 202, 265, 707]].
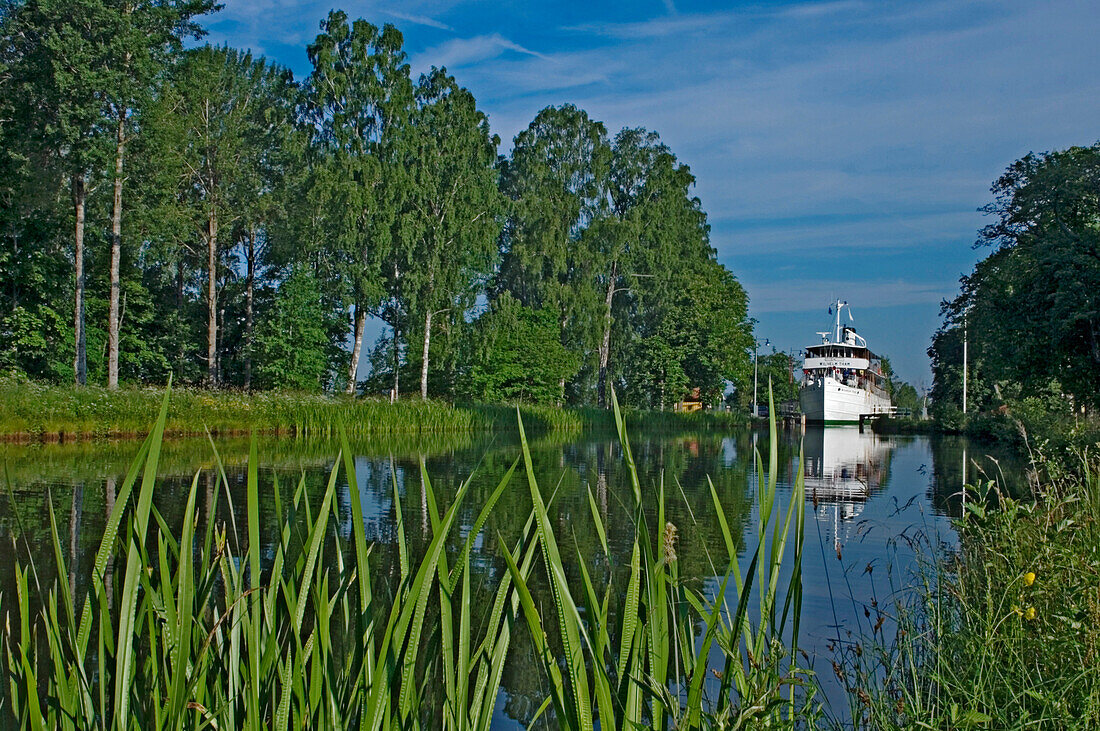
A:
[[834, 299, 847, 343]]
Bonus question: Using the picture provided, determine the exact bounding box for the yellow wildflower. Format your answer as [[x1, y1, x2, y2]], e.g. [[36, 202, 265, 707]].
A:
[[1024, 571, 1036, 586], [1024, 606, 1037, 621]]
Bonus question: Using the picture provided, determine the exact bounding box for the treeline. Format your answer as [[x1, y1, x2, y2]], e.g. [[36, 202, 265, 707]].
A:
[[0, 2, 754, 408], [929, 142, 1100, 428]]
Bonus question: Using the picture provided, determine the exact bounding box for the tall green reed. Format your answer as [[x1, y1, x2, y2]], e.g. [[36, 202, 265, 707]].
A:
[[2, 383, 813, 729], [842, 457, 1100, 730], [499, 385, 818, 729]]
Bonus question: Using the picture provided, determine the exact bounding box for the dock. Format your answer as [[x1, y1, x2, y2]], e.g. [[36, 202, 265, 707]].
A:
[[775, 403, 914, 431]]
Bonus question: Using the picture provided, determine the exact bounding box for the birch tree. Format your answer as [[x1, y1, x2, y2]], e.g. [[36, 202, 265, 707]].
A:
[[3, 0, 113, 385], [304, 11, 412, 393], [101, 0, 214, 388], [498, 104, 610, 403], [401, 68, 502, 400]]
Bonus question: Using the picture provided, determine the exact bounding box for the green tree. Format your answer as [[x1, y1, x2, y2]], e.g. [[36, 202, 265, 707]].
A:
[[932, 143, 1100, 418], [157, 45, 295, 387], [401, 67, 503, 400], [100, 0, 215, 389], [498, 105, 610, 402], [464, 294, 580, 404], [623, 261, 754, 411], [3, 0, 115, 385], [892, 381, 922, 414], [303, 11, 413, 394], [599, 129, 742, 408], [928, 322, 992, 426], [254, 267, 329, 391]]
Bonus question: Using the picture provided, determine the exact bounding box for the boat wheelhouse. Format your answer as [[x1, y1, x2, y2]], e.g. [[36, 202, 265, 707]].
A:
[[799, 300, 892, 424]]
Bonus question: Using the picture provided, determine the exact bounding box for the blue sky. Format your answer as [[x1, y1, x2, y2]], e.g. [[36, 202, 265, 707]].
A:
[[204, 0, 1100, 387]]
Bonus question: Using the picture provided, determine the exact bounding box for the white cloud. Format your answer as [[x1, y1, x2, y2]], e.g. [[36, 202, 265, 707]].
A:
[[458, 0, 1099, 258], [745, 278, 950, 314], [413, 33, 548, 72], [382, 9, 453, 32]]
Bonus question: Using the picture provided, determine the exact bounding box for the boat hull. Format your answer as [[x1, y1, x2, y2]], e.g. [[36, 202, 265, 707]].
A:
[[799, 376, 892, 424]]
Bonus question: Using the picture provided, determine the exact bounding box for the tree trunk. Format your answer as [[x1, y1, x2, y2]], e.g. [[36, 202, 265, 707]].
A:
[[558, 312, 569, 405], [107, 112, 125, 390], [72, 174, 86, 386], [175, 259, 185, 376], [347, 303, 366, 395], [597, 261, 618, 409], [244, 228, 255, 391], [420, 308, 433, 401], [392, 323, 400, 402], [175, 259, 184, 310], [205, 209, 218, 387]]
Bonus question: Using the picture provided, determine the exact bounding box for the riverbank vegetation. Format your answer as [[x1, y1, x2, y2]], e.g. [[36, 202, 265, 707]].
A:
[[0, 3, 753, 410], [832, 144, 1100, 727], [841, 448, 1100, 730], [1, 390, 817, 728], [0, 376, 747, 441], [850, 142, 1100, 729], [928, 142, 1100, 454]]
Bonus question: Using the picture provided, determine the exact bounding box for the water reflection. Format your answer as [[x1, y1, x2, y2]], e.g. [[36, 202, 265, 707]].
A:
[[802, 427, 892, 550], [0, 426, 1024, 727]]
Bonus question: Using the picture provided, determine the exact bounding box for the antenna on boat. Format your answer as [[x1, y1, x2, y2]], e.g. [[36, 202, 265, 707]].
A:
[[833, 299, 848, 343]]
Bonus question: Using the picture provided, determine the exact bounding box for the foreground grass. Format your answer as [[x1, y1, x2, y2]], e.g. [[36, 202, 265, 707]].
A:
[[842, 448, 1100, 730], [0, 378, 745, 440], [1, 387, 815, 729]]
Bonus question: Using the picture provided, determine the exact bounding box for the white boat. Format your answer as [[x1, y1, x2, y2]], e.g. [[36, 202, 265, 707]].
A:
[[798, 300, 892, 424]]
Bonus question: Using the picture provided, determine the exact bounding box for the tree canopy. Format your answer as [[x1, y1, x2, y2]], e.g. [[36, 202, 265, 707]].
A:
[[931, 143, 1100, 421], [0, 6, 757, 407]]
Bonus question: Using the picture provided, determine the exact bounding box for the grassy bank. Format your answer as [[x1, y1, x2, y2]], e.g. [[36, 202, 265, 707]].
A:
[[1, 389, 815, 729], [869, 416, 938, 435], [0, 378, 746, 441], [843, 449, 1100, 729], [935, 393, 1100, 461]]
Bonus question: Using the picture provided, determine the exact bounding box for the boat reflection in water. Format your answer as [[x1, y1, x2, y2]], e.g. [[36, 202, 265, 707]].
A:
[[801, 426, 892, 549]]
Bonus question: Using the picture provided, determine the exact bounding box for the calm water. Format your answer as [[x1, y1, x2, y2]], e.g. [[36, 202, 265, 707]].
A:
[[0, 425, 1021, 724]]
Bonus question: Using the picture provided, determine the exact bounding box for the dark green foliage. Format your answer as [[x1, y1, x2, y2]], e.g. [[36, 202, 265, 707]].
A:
[[253, 267, 330, 391], [303, 11, 413, 390], [624, 260, 754, 410], [498, 108, 754, 407], [891, 381, 922, 413], [847, 453, 1100, 729], [464, 294, 580, 404], [933, 143, 1100, 425], [0, 304, 71, 380], [0, 7, 754, 404]]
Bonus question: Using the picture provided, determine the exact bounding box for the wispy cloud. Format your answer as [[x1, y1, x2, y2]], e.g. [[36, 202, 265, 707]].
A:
[[413, 33, 548, 71], [746, 279, 949, 314], [776, 0, 866, 19], [203, 0, 1100, 380], [383, 9, 453, 32], [562, 11, 726, 39]]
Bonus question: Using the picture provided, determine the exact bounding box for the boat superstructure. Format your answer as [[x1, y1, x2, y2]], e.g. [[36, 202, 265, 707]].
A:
[[799, 300, 892, 424]]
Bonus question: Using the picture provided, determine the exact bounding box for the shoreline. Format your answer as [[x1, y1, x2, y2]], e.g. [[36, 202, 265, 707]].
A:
[[0, 381, 748, 444]]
